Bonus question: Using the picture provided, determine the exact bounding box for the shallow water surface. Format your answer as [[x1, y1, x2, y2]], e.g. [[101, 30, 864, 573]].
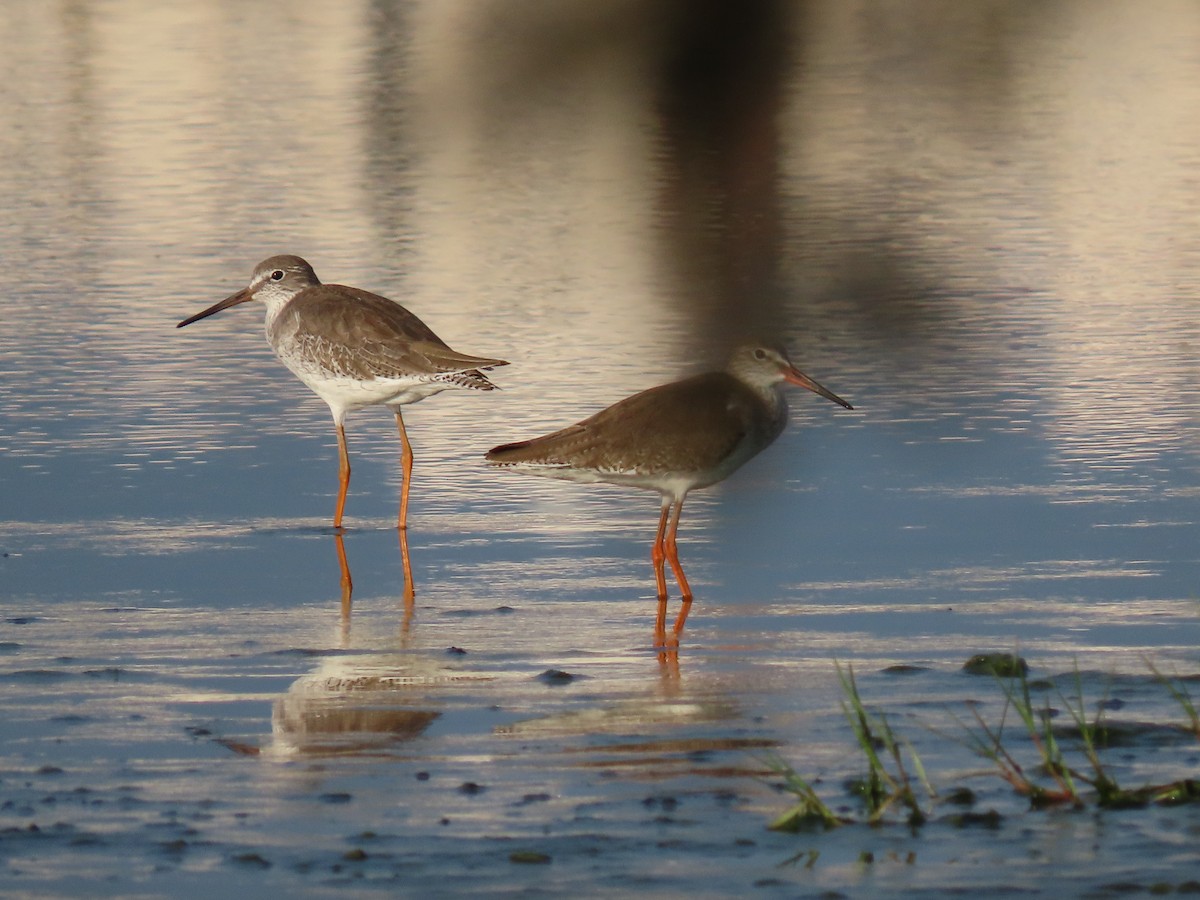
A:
[[3, 1, 1200, 896]]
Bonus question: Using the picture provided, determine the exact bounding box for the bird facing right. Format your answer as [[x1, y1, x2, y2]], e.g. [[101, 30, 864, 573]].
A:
[[485, 341, 853, 644]]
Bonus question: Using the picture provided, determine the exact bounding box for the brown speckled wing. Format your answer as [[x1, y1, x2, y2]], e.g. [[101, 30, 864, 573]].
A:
[[275, 286, 507, 380]]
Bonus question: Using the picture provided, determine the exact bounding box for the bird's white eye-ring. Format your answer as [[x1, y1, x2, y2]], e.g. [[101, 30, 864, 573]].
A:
[[270, 269, 285, 281], [753, 348, 767, 360]]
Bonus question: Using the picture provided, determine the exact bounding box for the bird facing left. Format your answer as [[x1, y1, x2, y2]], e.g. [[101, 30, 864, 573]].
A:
[[177, 254, 508, 531]]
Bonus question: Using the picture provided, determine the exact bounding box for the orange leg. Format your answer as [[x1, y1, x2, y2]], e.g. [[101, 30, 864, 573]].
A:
[[651, 501, 671, 599], [652, 501, 671, 645], [394, 409, 414, 531], [334, 420, 351, 530], [664, 498, 694, 637]]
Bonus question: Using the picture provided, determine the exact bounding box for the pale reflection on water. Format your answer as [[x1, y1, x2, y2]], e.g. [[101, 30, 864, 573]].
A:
[[2, 0, 1200, 896]]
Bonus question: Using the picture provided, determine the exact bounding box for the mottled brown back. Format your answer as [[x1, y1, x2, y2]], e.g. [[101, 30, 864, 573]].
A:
[[272, 285, 507, 381]]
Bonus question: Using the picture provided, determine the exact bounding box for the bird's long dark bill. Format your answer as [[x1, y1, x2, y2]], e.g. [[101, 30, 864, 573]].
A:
[[176, 288, 253, 328], [785, 368, 854, 409]]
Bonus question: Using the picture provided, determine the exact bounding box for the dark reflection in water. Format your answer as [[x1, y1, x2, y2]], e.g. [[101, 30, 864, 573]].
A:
[[653, 0, 795, 340]]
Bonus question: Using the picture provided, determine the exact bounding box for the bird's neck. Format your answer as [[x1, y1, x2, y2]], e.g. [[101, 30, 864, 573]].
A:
[[261, 292, 296, 335], [763, 386, 789, 438]]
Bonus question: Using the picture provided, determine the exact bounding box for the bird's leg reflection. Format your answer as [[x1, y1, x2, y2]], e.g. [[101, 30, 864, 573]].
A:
[[333, 530, 414, 634], [334, 531, 353, 616], [397, 525, 415, 632], [654, 617, 684, 651], [657, 644, 680, 681], [671, 598, 693, 642], [333, 532, 353, 645]]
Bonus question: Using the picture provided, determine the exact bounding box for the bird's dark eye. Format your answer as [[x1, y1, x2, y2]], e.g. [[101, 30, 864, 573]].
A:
[[270, 269, 285, 281], [753, 348, 767, 360]]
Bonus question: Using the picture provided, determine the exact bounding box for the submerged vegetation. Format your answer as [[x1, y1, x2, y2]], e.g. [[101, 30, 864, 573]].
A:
[[767, 658, 1200, 831]]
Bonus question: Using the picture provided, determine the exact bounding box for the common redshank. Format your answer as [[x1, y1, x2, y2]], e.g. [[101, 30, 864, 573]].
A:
[[485, 341, 851, 643], [178, 255, 508, 532]]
